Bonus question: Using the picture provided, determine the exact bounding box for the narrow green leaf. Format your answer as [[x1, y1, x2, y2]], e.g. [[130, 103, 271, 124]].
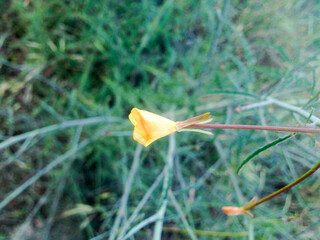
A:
[[237, 134, 292, 174], [304, 108, 314, 124], [237, 109, 314, 175], [303, 91, 320, 109]]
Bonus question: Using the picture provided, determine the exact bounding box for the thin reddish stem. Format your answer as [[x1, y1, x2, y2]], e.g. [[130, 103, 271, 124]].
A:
[[189, 124, 320, 134]]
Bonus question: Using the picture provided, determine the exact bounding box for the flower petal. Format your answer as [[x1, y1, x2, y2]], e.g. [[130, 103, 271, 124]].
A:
[[129, 108, 177, 147], [222, 206, 253, 218], [129, 108, 139, 126]]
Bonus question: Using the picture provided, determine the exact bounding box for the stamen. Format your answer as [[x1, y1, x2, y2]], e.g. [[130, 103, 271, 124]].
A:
[[179, 128, 213, 135], [197, 118, 213, 124], [176, 113, 213, 131], [180, 112, 211, 123], [243, 196, 257, 209]]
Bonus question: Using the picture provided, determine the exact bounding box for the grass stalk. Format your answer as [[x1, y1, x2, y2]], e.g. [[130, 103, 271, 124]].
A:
[[0, 116, 121, 151], [117, 170, 165, 240], [267, 97, 320, 125], [153, 134, 175, 240], [109, 144, 143, 240], [123, 214, 160, 240], [11, 190, 51, 239], [43, 126, 83, 240], [168, 190, 198, 240], [238, 97, 320, 125], [0, 126, 110, 211]]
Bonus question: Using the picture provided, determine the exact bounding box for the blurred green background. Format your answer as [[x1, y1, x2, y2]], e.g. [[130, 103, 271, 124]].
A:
[[1, 0, 320, 239]]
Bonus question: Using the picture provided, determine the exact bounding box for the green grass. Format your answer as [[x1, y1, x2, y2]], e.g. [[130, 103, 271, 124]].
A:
[[1, 0, 320, 239]]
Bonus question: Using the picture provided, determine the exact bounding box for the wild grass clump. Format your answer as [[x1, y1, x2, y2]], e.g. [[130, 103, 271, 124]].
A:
[[1, 0, 320, 239]]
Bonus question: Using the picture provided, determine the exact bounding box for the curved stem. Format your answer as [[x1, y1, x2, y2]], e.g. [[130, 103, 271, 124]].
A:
[[243, 160, 320, 211], [190, 124, 320, 134]]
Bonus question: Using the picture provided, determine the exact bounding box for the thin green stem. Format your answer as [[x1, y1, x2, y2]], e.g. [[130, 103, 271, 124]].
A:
[[243, 160, 320, 211], [153, 134, 175, 240], [117, 170, 165, 240], [190, 124, 320, 134], [237, 97, 320, 125], [122, 214, 160, 240], [168, 190, 198, 240], [267, 97, 320, 125], [109, 144, 143, 240]]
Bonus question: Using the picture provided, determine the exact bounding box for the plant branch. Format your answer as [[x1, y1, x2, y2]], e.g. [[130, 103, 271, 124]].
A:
[[244, 160, 320, 211], [189, 124, 320, 134]]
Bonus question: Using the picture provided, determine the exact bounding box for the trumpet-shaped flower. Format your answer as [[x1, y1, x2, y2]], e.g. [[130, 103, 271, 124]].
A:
[[222, 206, 253, 218], [222, 196, 257, 218], [129, 108, 177, 147], [129, 108, 212, 147]]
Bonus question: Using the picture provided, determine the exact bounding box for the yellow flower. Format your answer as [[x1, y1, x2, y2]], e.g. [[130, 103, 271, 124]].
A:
[[129, 108, 212, 147], [129, 108, 177, 147]]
